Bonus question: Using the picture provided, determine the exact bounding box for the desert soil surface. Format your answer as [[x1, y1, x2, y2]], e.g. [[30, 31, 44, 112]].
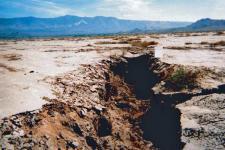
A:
[[0, 32, 225, 149]]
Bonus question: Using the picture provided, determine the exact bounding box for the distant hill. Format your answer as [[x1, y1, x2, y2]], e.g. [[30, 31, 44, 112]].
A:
[[166, 18, 225, 32], [0, 15, 190, 38], [187, 18, 225, 30]]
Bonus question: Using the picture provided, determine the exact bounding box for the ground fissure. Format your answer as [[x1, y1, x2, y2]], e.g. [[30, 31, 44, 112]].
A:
[[1, 52, 225, 149]]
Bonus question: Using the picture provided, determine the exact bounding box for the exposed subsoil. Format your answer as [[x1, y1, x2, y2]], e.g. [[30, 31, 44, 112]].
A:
[[1, 52, 225, 149]]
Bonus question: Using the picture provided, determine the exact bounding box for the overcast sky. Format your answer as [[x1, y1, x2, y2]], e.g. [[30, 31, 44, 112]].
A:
[[0, 0, 225, 21]]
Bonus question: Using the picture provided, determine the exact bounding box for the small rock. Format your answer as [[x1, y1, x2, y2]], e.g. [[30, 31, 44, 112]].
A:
[[23, 142, 34, 148], [13, 130, 24, 137], [58, 132, 64, 139], [43, 135, 50, 139], [79, 108, 87, 118], [93, 104, 106, 114], [66, 140, 79, 149], [90, 85, 98, 92]]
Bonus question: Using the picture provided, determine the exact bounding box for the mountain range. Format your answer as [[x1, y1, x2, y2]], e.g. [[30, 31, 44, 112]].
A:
[[0, 15, 190, 38], [166, 18, 225, 32], [0, 16, 224, 38]]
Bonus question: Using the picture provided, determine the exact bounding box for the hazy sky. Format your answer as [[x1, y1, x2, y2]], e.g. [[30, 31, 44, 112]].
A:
[[0, 0, 225, 21]]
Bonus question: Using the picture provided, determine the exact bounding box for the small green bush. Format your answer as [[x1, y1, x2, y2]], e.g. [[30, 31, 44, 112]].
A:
[[166, 67, 198, 90]]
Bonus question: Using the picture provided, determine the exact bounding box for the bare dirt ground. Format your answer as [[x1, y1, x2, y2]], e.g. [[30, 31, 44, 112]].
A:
[[0, 32, 225, 149]]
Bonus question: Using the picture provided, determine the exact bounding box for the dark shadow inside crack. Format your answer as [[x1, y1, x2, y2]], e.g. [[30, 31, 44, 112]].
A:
[[109, 54, 184, 149], [140, 98, 184, 150], [110, 54, 159, 100]]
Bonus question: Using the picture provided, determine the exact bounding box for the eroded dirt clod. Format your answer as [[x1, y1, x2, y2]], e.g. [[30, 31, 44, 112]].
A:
[[62, 121, 83, 136]]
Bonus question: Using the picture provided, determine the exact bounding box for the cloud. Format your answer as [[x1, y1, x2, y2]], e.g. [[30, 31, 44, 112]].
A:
[[0, 0, 82, 18], [0, 0, 225, 21], [93, 0, 225, 21], [20, 0, 77, 17], [95, 0, 157, 20]]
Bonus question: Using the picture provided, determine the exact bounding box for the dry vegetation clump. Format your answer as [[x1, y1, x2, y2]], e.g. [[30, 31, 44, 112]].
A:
[[0, 63, 18, 72], [185, 42, 192, 45], [200, 40, 225, 47], [126, 37, 141, 42], [149, 35, 161, 39], [210, 41, 225, 47], [112, 36, 128, 41], [200, 41, 209, 45], [0, 42, 8, 45], [214, 31, 224, 35], [117, 37, 141, 44], [191, 34, 199, 36], [117, 40, 129, 44], [95, 41, 118, 45], [163, 46, 192, 50], [94, 38, 158, 49], [165, 67, 199, 90], [130, 41, 158, 48], [3, 54, 22, 61], [185, 33, 191, 36], [175, 33, 191, 37]]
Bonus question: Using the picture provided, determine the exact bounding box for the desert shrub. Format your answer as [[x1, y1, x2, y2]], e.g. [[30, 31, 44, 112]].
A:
[[166, 67, 198, 90], [185, 42, 192, 45], [211, 41, 225, 47], [126, 37, 141, 42], [185, 33, 191, 36], [117, 40, 129, 44], [163, 46, 192, 50], [149, 35, 161, 39], [0, 42, 8, 45], [95, 40, 130, 45], [200, 41, 225, 47], [130, 41, 158, 48], [200, 41, 209, 45], [95, 41, 118, 45], [215, 31, 224, 35]]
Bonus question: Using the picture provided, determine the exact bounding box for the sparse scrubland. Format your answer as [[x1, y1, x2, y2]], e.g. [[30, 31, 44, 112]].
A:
[[95, 38, 158, 48]]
